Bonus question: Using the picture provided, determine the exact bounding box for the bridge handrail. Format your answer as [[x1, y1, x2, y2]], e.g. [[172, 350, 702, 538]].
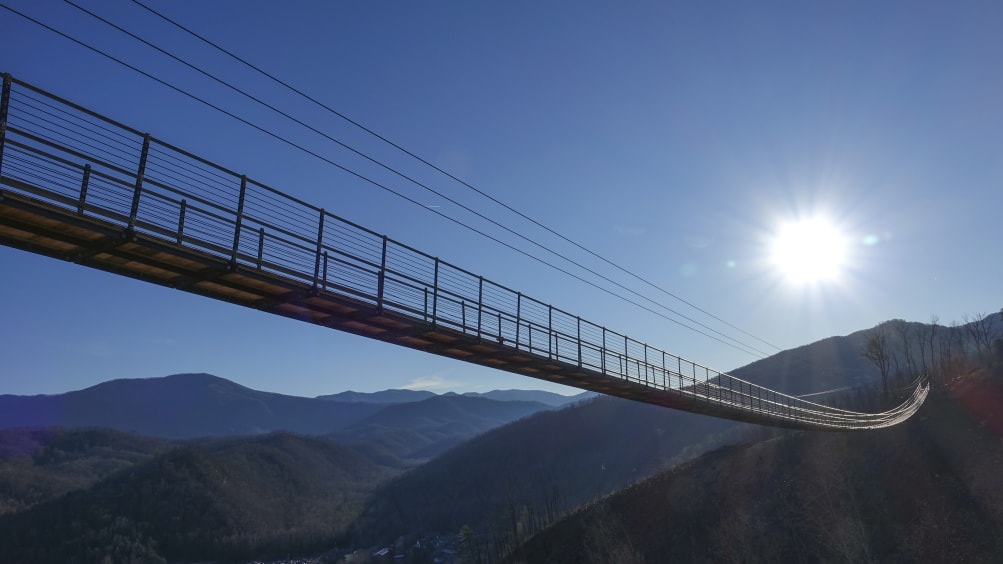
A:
[[0, 73, 926, 430]]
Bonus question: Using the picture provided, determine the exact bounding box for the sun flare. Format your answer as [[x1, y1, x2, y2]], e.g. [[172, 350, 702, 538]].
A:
[[771, 218, 847, 284]]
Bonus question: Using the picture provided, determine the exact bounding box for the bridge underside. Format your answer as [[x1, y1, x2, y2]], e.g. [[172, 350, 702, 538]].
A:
[[1, 184, 840, 430]]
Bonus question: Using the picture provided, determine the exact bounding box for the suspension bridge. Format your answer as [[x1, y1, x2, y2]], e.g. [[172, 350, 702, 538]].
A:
[[0, 74, 927, 430]]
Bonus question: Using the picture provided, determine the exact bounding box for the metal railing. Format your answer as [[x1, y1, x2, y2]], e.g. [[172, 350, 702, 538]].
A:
[[0, 74, 927, 430]]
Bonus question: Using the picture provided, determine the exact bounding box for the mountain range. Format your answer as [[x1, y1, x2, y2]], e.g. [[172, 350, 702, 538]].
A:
[[0, 374, 572, 446], [0, 312, 999, 562], [317, 388, 592, 407]]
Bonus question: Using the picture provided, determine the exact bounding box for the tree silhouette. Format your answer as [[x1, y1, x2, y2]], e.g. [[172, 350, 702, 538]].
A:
[[862, 324, 893, 398]]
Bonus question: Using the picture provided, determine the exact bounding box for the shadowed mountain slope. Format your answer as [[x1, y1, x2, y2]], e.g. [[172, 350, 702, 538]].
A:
[[346, 324, 900, 545], [351, 394, 740, 545], [512, 371, 1003, 564], [725, 328, 878, 394]]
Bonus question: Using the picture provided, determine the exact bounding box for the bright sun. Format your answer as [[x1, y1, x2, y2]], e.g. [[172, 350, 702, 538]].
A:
[[771, 218, 847, 284]]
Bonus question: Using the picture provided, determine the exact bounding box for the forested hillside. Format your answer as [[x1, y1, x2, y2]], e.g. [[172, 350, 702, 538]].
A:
[[350, 394, 741, 549], [0, 313, 997, 562], [511, 366, 1003, 563], [0, 428, 170, 515], [0, 433, 394, 563]]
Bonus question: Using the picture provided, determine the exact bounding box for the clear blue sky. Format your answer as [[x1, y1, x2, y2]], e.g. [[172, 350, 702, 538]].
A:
[[2, 1, 1000, 397]]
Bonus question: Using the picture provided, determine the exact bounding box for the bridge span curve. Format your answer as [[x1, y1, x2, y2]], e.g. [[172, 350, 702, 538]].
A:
[[0, 74, 927, 430]]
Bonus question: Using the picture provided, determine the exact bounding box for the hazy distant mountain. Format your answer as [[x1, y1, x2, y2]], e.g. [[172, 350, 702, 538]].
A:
[[331, 395, 555, 461], [0, 375, 568, 455], [461, 389, 594, 407], [317, 388, 591, 407], [0, 373, 383, 438], [315, 389, 437, 404]]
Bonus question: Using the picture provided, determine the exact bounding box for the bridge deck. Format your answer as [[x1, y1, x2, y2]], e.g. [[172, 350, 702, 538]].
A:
[[0, 186, 774, 425], [0, 73, 927, 430]]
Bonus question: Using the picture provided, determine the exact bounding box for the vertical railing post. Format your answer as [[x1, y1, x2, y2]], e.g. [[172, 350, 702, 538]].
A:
[[515, 292, 522, 349], [377, 236, 388, 313], [601, 327, 606, 374], [476, 276, 484, 339], [230, 175, 247, 268], [577, 317, 582, 368], [322, 251, 329, 290], [176, 199, 187, 245], [256, 228, 265, 268], [662, 351, 667, 389], [0, 73, 11, 173], [548, 305, 553, 359], [77, 164, 91, 214], [127, 134, 151, 231], [311, 209, 325, 291], [624, 335, 629, 378], [644, 344, 649, 385], [432, 258, 439, 326]]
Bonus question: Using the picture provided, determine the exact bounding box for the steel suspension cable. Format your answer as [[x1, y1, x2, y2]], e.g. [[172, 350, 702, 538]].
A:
[[1, 2, 766, 358], [128, 0, 783, 354], [65, 0, 773, 358]]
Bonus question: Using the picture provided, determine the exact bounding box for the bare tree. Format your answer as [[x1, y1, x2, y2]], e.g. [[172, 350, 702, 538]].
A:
[[457, 524, 482, 564], [894, 320, 917, 381], [994, 308, 1003, 367], [917, 316, 937, 379], [938, 320, 960, 385], [928, 316, 940, 374], [952, 319, 970, 360], [995, 308, 1003, 343], [862, 324, 893, 398], [963, 312, 995, 358], [582, 503, 645, 564]]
